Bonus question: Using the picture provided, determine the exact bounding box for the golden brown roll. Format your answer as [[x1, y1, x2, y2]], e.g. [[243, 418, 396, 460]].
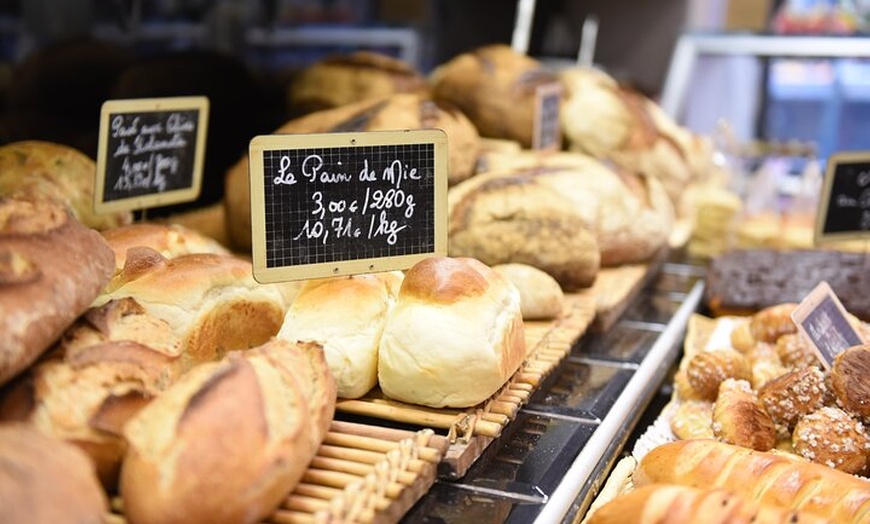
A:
[[492, 263, 564, 320], [95, 249, 287, 369], [0, 140, 132, 230], [746, 341, 787, 390], [729, 319, 755, 353], [712, 378, 777, 451], [378, 256, 526, 408], [685, 348, 752, 401], [0, 422, 109, 524], [670, 399, 714, 440], [757, 367, 828, 432], [101, 222, 230, 274], [775, 333, 820, 371], [287, 51, 428, 115], [0, 198, 116, 387], [792, 406, 870, 474], [830, 343, 870, 418], [587, 483, 833, 524], [430, 44, 557, 148], [749, 303, 799, 344]]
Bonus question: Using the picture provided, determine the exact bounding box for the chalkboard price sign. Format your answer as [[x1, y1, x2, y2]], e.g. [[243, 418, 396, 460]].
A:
[[95, 96, 209, 214], [248, 130, 448, 283], [815, 151, 870, 244], [533, 82, 563, 151], [792, 281, 866, 370]]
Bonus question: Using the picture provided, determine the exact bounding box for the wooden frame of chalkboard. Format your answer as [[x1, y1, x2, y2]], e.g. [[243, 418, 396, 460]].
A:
[[94, 96, 209, 214], [248, 129, 448, 283], [791, 281, 865, 370], [814, 150, 870, 244]]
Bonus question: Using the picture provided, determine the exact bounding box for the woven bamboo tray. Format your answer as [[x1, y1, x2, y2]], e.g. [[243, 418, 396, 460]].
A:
[[107, 420, 449, 524]]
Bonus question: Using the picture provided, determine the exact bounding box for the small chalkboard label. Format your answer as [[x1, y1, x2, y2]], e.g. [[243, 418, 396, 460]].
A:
[[248, 130, 448, 283], [815, 151, 870, 244], [791, 281, 865, 370], [533, 82, 563, 151], [95, 96, 209, 214]]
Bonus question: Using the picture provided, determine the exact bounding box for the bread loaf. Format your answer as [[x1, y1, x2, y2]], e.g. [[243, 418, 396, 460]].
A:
[[587, 483, 833, 524], [277, 272, 402, 399], [471, 150, 674, 267], [95, 249, 287, 369], [0, 422, 108, 524], [101, 222, 230, 274], [0, 140, 132, 230], [633, 439, 870, 523], [378, 256, 525, 408], [0, 198, 115, 387], [120, 340, 332, 524], [0, 297, 182, 489], [448, 169, 600, 290], [492, 263, 564, 320], [430, 44, 557, 148], [287, 51, 429, 115]]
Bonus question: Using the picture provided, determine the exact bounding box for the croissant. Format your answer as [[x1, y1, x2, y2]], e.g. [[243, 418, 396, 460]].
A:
[[633, 439, 870, 524], [712, 379, 776, 451]]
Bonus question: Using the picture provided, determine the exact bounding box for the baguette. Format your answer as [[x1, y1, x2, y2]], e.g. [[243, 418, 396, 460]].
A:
[[633, 439, 870, 523], [587, 483, 833, 524]]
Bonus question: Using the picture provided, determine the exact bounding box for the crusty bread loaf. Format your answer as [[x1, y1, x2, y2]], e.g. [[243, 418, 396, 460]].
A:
[[831, 344, 870, 419], [277, 272, 402, 399], [448, 169, 600, 290], [633, 439, 870, 523], [0, 140, 132, 230], [95, 249, 287, 369], [0, 422, 108, 524], [378, 257, 525, 408], [472, 150, 675, 266], [493, 263, 564, 320], [287, 51, 429, 116], [0, 198, 115, 387], [101, 222, 230, 274], [430, 44, 557, 148], [225, 93, 481, 250], [120, 341, 329, 524], [0, 297, 182, 489], [587, 483, 833, 524]]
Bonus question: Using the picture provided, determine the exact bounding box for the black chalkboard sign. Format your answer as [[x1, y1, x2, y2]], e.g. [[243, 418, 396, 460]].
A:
[[792, 281, 866, 370], [815, 151, 870, 243], [95, 96, 209, 214], [248, 130, 448, 283], [533, 82, 563, 151]]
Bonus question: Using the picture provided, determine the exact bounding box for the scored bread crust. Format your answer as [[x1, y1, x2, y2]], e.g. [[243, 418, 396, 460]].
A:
[[0, 198, 115, 387], [95, 249, 287, 368], [378, 257, 526, 408], [120, 348, 316, 524], [101, 222, 230, 273]]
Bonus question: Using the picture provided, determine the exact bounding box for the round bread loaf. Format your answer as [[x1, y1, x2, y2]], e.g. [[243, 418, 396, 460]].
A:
[[378, 257, 525, 408], [831, 343, 870, 418], [287, 51, 429, 116], [473, 150, 674, 266], [430, 44, 557, 148], [0, 140, 132, 230], [0, 422, 108, 524], [95, 249, 287, 369], [224, 93, 481, 250], [0, 197, 116, 387], [448, 169, 600, 290], [277, 272, 403, 399], [493, 263, 564, 320]]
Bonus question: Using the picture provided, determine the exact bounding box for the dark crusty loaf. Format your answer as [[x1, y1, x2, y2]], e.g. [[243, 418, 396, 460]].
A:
[[0, 198, 115, 387], [705, 249, 870, 321], [0, 422, 108, 524]]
